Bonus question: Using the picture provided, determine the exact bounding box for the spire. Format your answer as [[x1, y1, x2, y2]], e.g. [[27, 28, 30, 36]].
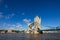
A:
[[34, 16, 40, 23]]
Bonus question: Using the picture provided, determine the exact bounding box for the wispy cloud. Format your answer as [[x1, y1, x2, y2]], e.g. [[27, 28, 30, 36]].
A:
[[5, 16, 10, 19], [0, 0, 2, 3], [0, 22, 23, 30], [0, 12, 4, 18], [0, 12, 15, 19], [12, 24, 16, 27], [11, 13, 15, 16], [41, 26, 55, 30], [16, 23, 22, 28], [2, 23, 7, 27], [22, 13, 25, 15], [41, 26, 51, 30], [23, 18, 31, 24], [5, 13, 15, 19], [0, 12, 2, 14], [2, 23, 16, 29], [58, 18, 60, 21], [9, 27, 15, 30], [2, 23, 12, 27], [5, 4, 8, 8]]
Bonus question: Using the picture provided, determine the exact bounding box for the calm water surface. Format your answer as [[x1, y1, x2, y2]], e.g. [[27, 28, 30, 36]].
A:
[[0, 33, 60, 40]]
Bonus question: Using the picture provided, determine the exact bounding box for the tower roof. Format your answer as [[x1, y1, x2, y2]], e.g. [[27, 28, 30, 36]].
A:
[[35, 16, 39, 18]]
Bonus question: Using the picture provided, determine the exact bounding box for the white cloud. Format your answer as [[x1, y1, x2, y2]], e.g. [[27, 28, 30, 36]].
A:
[[23, 18, 31, 24], [16, 23, 22, 28], [9, 27, 15, 30]]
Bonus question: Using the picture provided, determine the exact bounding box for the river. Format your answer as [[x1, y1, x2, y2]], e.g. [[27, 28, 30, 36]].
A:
[[0, 33, 60, 40]]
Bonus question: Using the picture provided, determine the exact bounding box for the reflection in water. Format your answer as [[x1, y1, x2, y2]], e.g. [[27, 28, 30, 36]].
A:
[[33, 34, 40, 40], [0, 33, 60, 40], [27, 34, 40, 40], [27, 34, 33, 40]]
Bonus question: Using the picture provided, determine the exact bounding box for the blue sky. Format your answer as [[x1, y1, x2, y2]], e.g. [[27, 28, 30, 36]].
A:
[[0, 0, 60, 30]]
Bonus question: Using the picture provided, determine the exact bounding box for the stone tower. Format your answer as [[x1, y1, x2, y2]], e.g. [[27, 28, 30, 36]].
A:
[[34, 16, 41, 34], [27, 23, 32, 33], [26, 16, 41, 34]]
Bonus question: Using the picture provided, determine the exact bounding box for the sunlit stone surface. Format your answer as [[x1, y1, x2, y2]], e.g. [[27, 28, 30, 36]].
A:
[[27, 16, 41, 34]]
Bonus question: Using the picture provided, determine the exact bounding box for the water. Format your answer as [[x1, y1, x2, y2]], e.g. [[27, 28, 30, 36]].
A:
[[0, 33, 60, 40]]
